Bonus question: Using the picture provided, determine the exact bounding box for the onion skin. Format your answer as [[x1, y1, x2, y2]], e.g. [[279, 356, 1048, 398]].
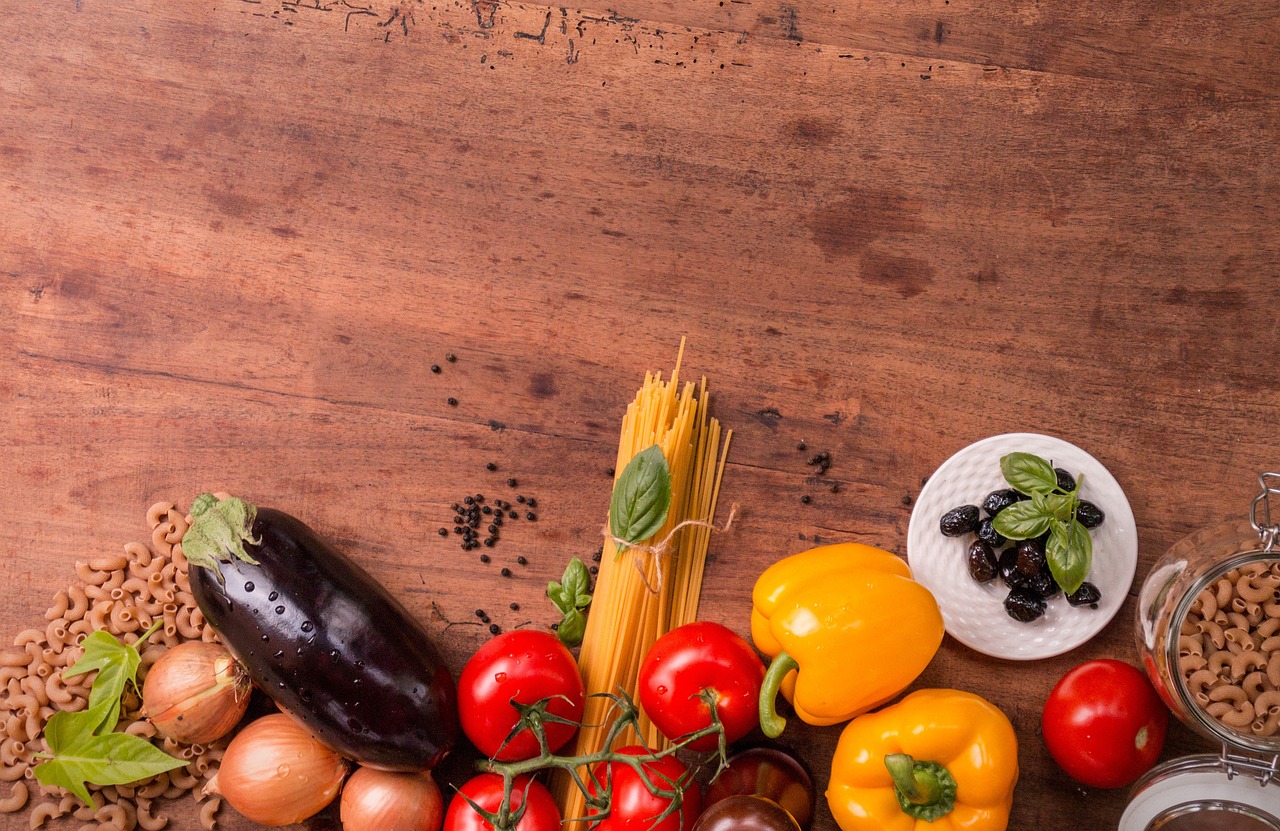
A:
[[142, 642, 250, 745], [207, 713, 348, 826], [340, 767, 444, 831]]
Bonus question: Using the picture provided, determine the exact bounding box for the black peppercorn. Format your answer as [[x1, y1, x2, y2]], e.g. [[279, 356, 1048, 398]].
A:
[[500, 567, 511, 577], [475, 609, 486, 617], [446, 353, 457, 362], [464, 496, 474, 505], [453, 526, 463, 534], [479, 554, 490, 563], [800, 495, 812, 504], [516, 495, 526, 504], [431, 364, 441, 373], [589, 565, 598, 575], [526, 512, 537, 521], [488, 524, 498, 533], [507, 478, 518, 487], [517, 556, 527, 565], [475, 494, 485, 502], [527, 498, 537, 508], [508, 511, 518, 519], [447, 397, 458, 406], [606, 468, 615, 476], [489, 623, 500, 634], [483, 538, 495, 547], [509, 602, 519, 611], [437, 528, 448, 536], [486, 462, 497, 471], [482, 506, 492, 515], [797, 441, 806, 450]]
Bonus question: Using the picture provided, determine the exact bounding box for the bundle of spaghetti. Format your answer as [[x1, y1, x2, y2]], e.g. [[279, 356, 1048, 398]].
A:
[[554, 345, 732, 823]]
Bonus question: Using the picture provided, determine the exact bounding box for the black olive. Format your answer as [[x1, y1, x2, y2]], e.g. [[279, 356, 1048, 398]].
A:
[[1014, 539, 1046, 575], [976, 517, 1007, 548], [981, 488, 1023, 517], [967, 540, 998, 583], [1055, 467, 1077, 492], [1004, 589, 1048, 622], [939, 505, 981, 537], [1025, 567, 1060, 598], [1077, 500, 1106, 529], [1067, 582, 1102, 608], [997, 546, 1020, 584]]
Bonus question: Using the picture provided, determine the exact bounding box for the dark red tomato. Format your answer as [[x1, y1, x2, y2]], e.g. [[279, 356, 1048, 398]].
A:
[[458, 631, 585, 761], [1042, 659, 1169, 789], [693, 796, 799, 831], [638, 622, 765, 751], [444, 773, 561, 831], [704, 748, 814, 830], [588, 746, 702, 831]]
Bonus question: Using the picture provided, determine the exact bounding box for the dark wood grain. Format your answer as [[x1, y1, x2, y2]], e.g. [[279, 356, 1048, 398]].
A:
[[3, 0, 1279, 827]]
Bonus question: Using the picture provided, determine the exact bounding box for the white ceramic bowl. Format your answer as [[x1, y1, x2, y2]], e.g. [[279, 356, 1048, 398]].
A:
[[906, 433, 1137, 660]]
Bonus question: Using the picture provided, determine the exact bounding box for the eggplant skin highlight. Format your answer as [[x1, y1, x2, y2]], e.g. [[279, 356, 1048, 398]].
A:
[[185, 494, 458, 771]]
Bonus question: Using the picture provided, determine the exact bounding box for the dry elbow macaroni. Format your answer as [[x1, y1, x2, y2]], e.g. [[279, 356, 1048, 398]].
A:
[[1180, 561, 1280, 737], [0, 502, 227, 830]]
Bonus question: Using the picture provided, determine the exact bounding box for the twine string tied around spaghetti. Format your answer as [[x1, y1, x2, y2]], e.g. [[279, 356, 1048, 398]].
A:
[[600, 503, 738, 594]]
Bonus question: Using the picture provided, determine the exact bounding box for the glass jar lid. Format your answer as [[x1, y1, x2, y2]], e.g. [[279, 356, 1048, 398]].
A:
[[1120, 752, 1280, 831]]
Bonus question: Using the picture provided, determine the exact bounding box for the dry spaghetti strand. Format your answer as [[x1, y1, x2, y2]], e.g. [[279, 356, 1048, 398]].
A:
[[554, 342, 732, 823]]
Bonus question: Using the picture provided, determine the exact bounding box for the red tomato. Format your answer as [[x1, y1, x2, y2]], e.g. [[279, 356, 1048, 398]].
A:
[[589, 746, 702, 831], [458, 631, 585, 761], [443, 774, 560, 831], [638, 622, 766, 751], [1041, 659, 1169, 789]]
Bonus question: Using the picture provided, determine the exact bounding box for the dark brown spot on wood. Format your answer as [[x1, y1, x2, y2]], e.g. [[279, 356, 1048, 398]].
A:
[[783, 117, 838, 146], [859, 249, 935, 299], [271, 226, 299, 238], [811, 188, 924, 258], [529, 373, 557, 398], [205, 188, 260, 218], [934, 20, 945, 44]]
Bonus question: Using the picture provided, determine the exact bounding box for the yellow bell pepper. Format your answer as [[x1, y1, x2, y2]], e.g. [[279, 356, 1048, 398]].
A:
[[751, 543, 943, 736], [827, 689, 1019, 831]]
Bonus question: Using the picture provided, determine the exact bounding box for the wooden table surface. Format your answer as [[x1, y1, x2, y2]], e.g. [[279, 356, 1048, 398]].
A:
[[4, 0, 1280, 828]]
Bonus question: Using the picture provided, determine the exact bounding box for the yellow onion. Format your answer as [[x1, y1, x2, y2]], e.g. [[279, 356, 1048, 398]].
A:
[[340, 766, 444, 831], [142, 641, 251, 744], [206, 713, 348, 826]]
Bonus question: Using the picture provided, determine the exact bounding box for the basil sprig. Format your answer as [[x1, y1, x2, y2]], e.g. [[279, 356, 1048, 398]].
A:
[[34, 623, 186, 804], [608, 445, 672, 554], [992, 452, 1093, 595], [547, 558, 593, 648]]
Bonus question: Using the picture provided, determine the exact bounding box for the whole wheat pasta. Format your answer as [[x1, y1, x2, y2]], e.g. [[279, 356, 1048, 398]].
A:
[[0, 781, 29, 813], [1225, 627, 1258, 653], [1228, 612, 1253, 632], [1207, 650, 1234, 678], [0, 763, 25, 783], [1265, 600, 1280, 617], [1196, 588, 1219, 620], [134, 799, 166, 831], [20, 677, 48, 709], [1215, 578, 1235, 609], [199, 796, 220, 830], [1244, 671, 1272, 698], [109, 604, 140, 635], [135, 773, 169, 801], [65, 588, 89, 622], [94, 801, 131, 829], [1264, 636, 1280, 652], [88, 555, 129, 574], [28, 800, 64, 828], [1179, 634, 1204, 657], [0, 653, 31, 669], [1222, 699, 1256, 728], [42, 594, 69, 624], [73, 564, 109, 587], [13, 631, 44, 649], [174, 609, 201, 640], [87, 601, 114, 631]]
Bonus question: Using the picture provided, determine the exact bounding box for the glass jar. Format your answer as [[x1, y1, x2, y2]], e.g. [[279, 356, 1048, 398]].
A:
[[1124, 473, 1280, 830]]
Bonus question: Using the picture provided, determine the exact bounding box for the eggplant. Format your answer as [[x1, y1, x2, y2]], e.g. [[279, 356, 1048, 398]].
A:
[[184, 494, 458, 771]]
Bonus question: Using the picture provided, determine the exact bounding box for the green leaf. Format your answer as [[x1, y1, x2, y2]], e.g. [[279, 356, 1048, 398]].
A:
[[556, 608, 587, 648], [63, 631, 142, 735], [182, 493, 261, 581], [548, 558, 592, 647], [1046, 520, 1092, 596], [608, 446, 672, 552], [35, 732, 187, 806], [1000, 452, 1059, 496], [1044, 492, 1079, 522], [991, 501, 1052, 541]]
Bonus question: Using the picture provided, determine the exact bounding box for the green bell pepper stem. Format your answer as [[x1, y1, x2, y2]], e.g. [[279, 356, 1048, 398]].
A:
[[883, 753, 958, 822], [759, 651, 799, 739]]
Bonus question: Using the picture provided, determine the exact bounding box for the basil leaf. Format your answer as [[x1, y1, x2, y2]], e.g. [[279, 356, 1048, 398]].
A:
[[35, 732, 187, 806], [1000, 452, 1059, 496], [62, 631, 143, 735], [609, 445, 672, 552], [1044, 492, 1080, 522], [991, 501, 1052, 540], [1046, 520, 1092, 596], [556, 608, 587, 648], [548, 558, 592, 646]]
